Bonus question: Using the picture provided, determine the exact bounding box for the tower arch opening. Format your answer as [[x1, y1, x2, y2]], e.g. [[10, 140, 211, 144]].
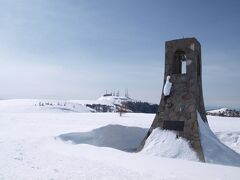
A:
[[173, 50, 187, 74]]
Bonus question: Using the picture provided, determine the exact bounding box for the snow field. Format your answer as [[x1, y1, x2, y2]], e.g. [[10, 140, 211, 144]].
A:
[[0, 112, 240, 179]]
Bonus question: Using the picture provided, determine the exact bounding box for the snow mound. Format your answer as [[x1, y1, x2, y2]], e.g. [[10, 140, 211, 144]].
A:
[[163, 75, 172, 96], [197, 112, 240, 167], [141, 128, 200, 161], [59, 125, 148, 152]]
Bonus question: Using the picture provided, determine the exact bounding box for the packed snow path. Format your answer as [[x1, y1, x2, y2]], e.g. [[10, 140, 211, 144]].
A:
[[0, 112, 240, 179]]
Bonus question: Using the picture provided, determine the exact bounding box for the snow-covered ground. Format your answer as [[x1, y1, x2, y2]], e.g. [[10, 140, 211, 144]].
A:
[[0, 100, 240, 179]]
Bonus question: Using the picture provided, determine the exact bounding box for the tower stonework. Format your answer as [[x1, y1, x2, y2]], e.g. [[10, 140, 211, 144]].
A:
[[140, 38, 207, 161]]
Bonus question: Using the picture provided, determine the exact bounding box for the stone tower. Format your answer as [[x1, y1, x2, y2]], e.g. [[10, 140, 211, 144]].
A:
[[140, 38, 207, 161]]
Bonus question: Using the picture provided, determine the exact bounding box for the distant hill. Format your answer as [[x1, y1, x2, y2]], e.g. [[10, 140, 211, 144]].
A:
[[207, 108, 240, 117], [0, 99, 94, 113], [1, 97, 239, 116], [0, 95, 133, 113]]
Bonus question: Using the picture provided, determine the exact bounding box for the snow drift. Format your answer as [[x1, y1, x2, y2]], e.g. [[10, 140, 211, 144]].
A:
[[59, 125, 200, 162], [59, 125, 148, 152], [59, 120, 240, 167], [141, 128, 200, 161], [197, 112, 240, 167], [163, 75, 172, 96], [140, 113, 240, 166]]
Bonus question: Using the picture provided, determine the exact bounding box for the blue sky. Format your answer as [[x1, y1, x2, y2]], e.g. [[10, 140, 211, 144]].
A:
[[0, 0, 239, 107]]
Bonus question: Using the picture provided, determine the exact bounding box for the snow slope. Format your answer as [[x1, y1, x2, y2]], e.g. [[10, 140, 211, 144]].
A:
[[0, 96, 132, 113], [0, 112, 240, 179], [197, 113, 240, 167], [0, 99, 94, 113]]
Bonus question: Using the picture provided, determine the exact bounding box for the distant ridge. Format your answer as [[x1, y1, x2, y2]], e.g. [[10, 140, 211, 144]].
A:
[[207, 108, 240, 117]]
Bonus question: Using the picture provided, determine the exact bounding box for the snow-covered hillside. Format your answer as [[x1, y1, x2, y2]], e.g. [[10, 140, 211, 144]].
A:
[[0, 96, 133, 113], [0, 109, 240, 179], [97, 95, 132, 105], [0, 99, 94, 113], [207, 108, 240, 117]]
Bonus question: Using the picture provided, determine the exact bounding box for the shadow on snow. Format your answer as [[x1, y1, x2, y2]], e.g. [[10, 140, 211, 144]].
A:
[[58, 124, 148, 152]]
